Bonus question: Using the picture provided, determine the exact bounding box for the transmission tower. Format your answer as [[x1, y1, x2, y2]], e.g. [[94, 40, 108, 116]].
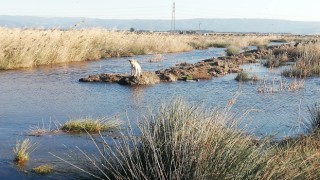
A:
[[171, 0, 176, 32]]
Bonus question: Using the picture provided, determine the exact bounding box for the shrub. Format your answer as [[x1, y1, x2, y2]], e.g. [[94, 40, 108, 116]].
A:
[[235, 71, 251, 82], [226, 45, 240, 56]]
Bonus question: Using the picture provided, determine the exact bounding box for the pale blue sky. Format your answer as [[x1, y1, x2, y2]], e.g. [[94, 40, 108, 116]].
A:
[[1, 0, 319, 21]]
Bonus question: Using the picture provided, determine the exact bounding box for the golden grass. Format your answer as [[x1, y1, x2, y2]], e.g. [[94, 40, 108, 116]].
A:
[[60, 117, 122, 134], [283, 42, 320, 77], [13, 138, 34, 164], [0, 28, 191, 69], [32, 164, 54, 175], [0, 28, 295, 70]]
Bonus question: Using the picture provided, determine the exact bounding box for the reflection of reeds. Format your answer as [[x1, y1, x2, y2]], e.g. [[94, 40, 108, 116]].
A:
[[256, 78, 304, 93]]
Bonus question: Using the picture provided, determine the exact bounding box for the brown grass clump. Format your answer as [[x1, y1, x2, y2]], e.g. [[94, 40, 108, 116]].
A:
[[13, 138, 34, 164], [283, 42, 320, 77]]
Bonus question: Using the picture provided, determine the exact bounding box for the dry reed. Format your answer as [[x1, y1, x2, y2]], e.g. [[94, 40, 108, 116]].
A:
[[283, 42, 320, 77], [0, 28, 292, 70]]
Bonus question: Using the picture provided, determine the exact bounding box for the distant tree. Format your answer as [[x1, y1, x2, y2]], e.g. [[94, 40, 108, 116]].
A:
[[130, 27, 135, 32]]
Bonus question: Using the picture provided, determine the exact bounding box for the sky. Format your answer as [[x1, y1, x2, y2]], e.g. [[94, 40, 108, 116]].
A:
[[1, 0, 320, 21]]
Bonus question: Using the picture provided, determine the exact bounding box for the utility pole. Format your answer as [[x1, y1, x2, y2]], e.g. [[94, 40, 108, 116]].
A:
[[171, 0, 176, 32]]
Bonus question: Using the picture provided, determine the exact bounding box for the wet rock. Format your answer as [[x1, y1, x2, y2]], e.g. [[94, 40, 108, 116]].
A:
[[157, 73, 178, 82], [118, 72, 160, 85], [79, 73, 125, 83]]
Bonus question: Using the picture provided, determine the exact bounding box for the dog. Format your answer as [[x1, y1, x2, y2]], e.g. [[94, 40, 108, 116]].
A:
[[128, 59, 142, 77]]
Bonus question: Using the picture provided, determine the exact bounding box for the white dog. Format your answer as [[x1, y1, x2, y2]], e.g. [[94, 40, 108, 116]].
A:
[[129, 59, 142, 77]]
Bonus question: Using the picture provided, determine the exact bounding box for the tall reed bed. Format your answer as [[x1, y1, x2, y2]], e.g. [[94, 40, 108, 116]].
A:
[[0, 28, 291, 70], [283, 42, 320, 77], [0, 28, 192, 69]]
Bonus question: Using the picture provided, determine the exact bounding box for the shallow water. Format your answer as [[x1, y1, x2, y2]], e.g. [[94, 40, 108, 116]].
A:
[[0, 47, 319, 179]]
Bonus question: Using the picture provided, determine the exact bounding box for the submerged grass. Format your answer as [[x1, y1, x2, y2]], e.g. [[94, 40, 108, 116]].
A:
[[60, 117, 122, 134]]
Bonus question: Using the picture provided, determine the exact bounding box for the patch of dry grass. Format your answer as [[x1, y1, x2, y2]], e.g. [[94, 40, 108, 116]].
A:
[[0, 28, 295, 70], [283, 42, 320, 77]]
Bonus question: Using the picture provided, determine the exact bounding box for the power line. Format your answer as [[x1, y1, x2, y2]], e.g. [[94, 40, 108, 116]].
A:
[[171, 0, 175, 32]]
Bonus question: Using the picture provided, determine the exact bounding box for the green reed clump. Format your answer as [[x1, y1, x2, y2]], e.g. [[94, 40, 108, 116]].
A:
[[60, 117, 122, 134], [32, 164, 54, 175]]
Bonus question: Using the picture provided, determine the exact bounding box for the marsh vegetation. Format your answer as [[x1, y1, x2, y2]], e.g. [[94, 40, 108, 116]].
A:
[[0, 28, 295, 70], [2, 28, 320, 179], [50, 99, 320, 179]]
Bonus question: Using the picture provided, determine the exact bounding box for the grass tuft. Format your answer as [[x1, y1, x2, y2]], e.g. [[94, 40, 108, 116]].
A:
[[13, 138, 34, 164], [307, 103, 320, 134], [60, 117, 122, 134], [226, 45, 240, 56], [235, 71, 258, 82], [32, 165, 54, 175]]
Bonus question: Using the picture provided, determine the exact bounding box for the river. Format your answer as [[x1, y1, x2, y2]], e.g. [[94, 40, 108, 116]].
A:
[[0, 47, 319, 179]]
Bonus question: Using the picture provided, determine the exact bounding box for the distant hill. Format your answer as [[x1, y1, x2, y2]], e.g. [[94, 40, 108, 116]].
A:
[[1, 15, 320, 34]]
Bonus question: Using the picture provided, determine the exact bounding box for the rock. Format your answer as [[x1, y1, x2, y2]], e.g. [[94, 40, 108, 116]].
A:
[[79, 73, 125, 83], [118, 72, 160, 85], [157, 73, 178, 82]]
